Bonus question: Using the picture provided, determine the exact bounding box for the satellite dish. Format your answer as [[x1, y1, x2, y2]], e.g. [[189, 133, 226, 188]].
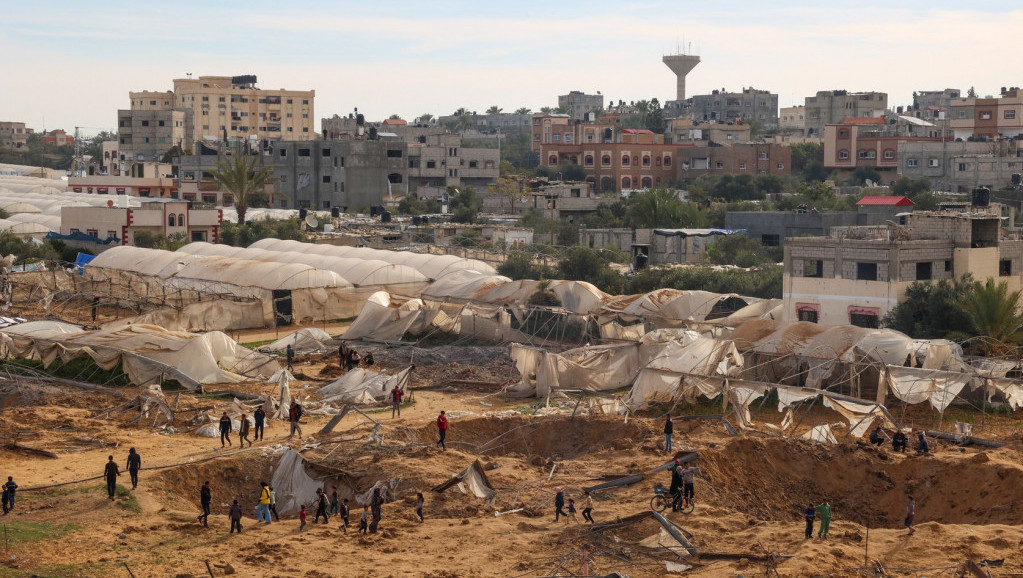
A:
[[107, 200, 114, 207], [305, 214, 319, 229]]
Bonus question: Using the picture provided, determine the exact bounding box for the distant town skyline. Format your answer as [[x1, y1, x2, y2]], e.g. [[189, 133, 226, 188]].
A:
[[3, 0, 1021, 136]]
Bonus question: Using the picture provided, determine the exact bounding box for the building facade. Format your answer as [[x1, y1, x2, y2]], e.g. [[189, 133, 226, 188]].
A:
[[59, 200, 222, 249], [779, 106, 806, 136], [804, 90, 888, 137], [407, 133, 499, 194], [676, 143, 792, 180], [558, 91, 605, 121], [0, 122, 32, 149], [823, 118, 943, 180], [898, 140, 1023, 192], [69, 163, 178, 198], [688, 88, 779, 131], [948, 88, 1023, 141], [117, 109, 193, 165]]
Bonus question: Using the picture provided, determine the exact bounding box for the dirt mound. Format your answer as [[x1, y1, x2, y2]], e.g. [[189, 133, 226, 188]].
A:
[[700, 437, 1023, 527], [414, 415, 654, 459]]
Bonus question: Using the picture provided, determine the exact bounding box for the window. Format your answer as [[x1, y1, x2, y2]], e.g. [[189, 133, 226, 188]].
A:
[[322, 148, 331, 157], [761, 234, 780, 247], [87, 229, 98, 239], [107, 230, 117, 239], [621, 155, 630, 166], [839, 150, 849, 160], [601, 155, 611, 166], [303, 99, 309, 105], [141, 120, 149, 127], [906, 158, 918, 167], [663, 155, 671, 167], [1006, 110, 1017, 120], [850, 312, 880, 328], [797, 308, 819, 323], [916, 262, 932, 281], [858, 150, 876, 159], [958, 163, 968, 171], [739, 162, 746, 170], [957, 110, 968, 119], [715, 162, 724, 169], [387, 149, 403, 158], [758, 152, 769, 160], [549, 155, 558, 166], [279, 149, 287, 157], [838, 129, 849, 138], [168, 214, 176, 226], [622, 177, 632, 188], [642, 156, 650, 167], [191, 231, 207, 242], [884, 150, 895, 160], [178, 213, 185, 224], [928, 158, 939, 167], [803, 259, 823, 278], [584, 155, 594, 166], [158, 120, 165, 127], [776, 163, 784, 170], [980, 111, 992, 120], [426, 161, 436, 169], [280, 175, 287, 183], [1000, 259, 1012, 276], [856, 262, 878, 281], [298, 148, 310, 157], [322, 175, 331, 183]]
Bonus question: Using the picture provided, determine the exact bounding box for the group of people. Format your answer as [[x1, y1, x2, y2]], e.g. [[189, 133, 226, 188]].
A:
[[553, 488, 594, 524], [102, 448, 143, 500], [870, 427, 930, 454], [668, 458, 699, 511], [338, 341, 374, 373], [803, 496, 916, 539], [1, 476, 17, 514], [218, 408, 267, 448]]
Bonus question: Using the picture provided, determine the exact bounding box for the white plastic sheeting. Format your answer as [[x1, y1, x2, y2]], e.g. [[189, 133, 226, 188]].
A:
[[599, 289, 766, 327], [260, 328, 334, 354], [270, 449, 324, 516], [342, 291, 424, 341], [0, 322, 279, 388], [884, 366, 973, 413], [318, 366, 412, 405]]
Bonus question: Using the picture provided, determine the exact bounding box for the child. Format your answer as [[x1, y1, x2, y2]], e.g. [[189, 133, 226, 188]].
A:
[[340, 498, 350, 534], [359, 505, 370, 534], [581, 492, 594, 523], [804, 503, 815, 539], [299, 504, 307, 532], [416, 492, 425, 523], [229, 499, 242, 534], [567, 498, 578, 524]]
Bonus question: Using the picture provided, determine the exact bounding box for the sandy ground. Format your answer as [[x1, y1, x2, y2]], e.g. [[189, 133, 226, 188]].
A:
[[2, 347, 1023, 578]]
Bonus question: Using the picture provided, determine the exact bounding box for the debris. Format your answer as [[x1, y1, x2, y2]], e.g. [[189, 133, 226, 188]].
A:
[[666, 561, 693, 573], [432, 460, 496, 499], [925, 430, 1003, 449], [651, 511, 697, 557], [494, 508, 523, 517]]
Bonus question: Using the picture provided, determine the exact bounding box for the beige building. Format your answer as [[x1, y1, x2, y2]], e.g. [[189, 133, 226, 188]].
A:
[[130, 74, 314, 145], [117, 109, 192, 165], [59, 199, 223, 250], [0, 121, 32, 149], [69, 163, 177, 198], [804, 90, 887, 137], [783, 203, 1016, 327], [779, 106, 805, 136], [667, 118, 751, 146]]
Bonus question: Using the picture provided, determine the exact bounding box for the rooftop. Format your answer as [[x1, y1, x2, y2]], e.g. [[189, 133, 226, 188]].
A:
[[856, 196, 914, 206]]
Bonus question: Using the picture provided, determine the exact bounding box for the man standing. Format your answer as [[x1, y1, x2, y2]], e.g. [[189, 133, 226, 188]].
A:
[[338, 342, 348, 371], [391, 385, 403, 418], [197, 480, 211, 523], [664, 415, 674, 453], [219, 412, 233, 448], [104, 455, 120, 501], [669, 466, 683, 512], [436, 410, 448, 451], [229, 499, 242, 534], [253, 407, 266, 441], [815, 499, 832, 539], [3, 476, 17, 511], [126, 448, 141, 490], [679, 462, 699, 508], [269, 485, 280, 521], [554, 487, 566, 522], [905, 496, 916, 535], [286, 344, 295, 372], [238, 413, 252, 448], [330, 486, 339, 516], [370, 488, 383, 533], [1, 484, 10, 515], [339, 498, 350, 534], [257, 482, 272, 524], [803, 503, 815, 539], [288, 402, 303, 440], [314, 488, 329, 524]]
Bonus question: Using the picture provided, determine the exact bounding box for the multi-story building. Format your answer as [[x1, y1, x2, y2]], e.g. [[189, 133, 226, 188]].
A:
[[899, 140, 1023, 192], [688, 88, 779, 131], [58, 199, 222, 250], [579, 227, 729, 265], [130, 75, 314, 147], [0, 122, 32, 149], [70, 162, 178, 198], [117, 109, 193, 165], [676, 143, 792, 180], [407, 133, 499, 194], [779, 106, 805, 136], [667, 118, 751, 146], [432, 112, 535, 136], [948, 87, 1023, 141], [823, 118, 943, 180], [783, 201, 1017, 326], [558, 91, 604, 121], [41, 129, 74, 147], [99, 141, 120, 176], [909, 88, 960, 122], [804, 90, 888, 137]]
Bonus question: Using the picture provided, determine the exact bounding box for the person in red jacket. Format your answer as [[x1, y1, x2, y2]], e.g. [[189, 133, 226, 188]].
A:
[[390, 386, 403, 418], [436, 411, 448, 451]]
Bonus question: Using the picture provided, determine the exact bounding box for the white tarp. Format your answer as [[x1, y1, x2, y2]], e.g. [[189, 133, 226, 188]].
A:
[[885, 366, 972, 413], [535, 343, 641, 398], [318, 366, 412, 405], [342, 291, 424, 341], [626, 337, 743, 410], [270, 449, 323, 516], [801, 424, 838, 444], [261, 327, 334, 354]]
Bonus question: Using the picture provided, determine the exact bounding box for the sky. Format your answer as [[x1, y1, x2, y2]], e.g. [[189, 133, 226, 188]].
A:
[[2, 0, 1021, 137]]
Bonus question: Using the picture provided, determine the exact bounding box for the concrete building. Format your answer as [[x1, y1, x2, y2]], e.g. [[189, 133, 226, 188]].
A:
[[0, 122, 32, 149], [528, 181, 604, 222], [426, 223, 533, 248], [579, 227, 728, 265], [117, 109, 193, 166], [407, 133, 499, 194], [70, 163, 177, 198], [130, 75, 314, 146], [779, 106, 806, 136], [58, 199, 223, 250], [667, 118, 751, 146], [558, 91, 604, 121], [909, 88, 960, 123], [99, 141, 120, 176], [688, 88, 779, 131], [949, 88, 1023, 141], [41, 129, 74, 147], [676, 143, 792, 180], [898, 139, 1023, 192], [823, 118, 942, 180], [804, 90, 888, 137], [783, 203, 1017, 326]]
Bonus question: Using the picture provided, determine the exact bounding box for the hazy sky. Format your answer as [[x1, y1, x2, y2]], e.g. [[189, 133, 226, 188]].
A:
[[3, 1, 1020, 136]]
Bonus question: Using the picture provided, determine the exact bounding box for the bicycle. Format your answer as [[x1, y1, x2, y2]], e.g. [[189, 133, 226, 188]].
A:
[[650, 486, 694, 514]]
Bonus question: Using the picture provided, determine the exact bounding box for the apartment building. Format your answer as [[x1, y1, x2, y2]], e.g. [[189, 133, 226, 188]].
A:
[[899, 140, 1023, 192], [783, 201, 1017, 327], [948, 87, 1023, 141], [688, 88, 779, 131], [69, 162, 177, 198], [675, 143, 792, 180], [117, 109, 193, 165], [779, 106, 805, 136], [823, 118, 942, 179], [578, 227, 729, 265], [558, 91, 605, 121], [41, 129, 74, 147], [667, 118, 751, 146], [58, 200, 222, 250], [407, 133, 499, 194], [804, 90, 888, 137], [130, 75, 314, 146], [0, 122, 32, 149]]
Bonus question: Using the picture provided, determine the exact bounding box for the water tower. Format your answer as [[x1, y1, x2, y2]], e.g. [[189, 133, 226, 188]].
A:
[[662, 53, 701, 101]]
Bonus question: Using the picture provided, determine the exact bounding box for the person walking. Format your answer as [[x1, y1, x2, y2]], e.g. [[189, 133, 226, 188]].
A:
[[359, 505, 369, 534], [299, 504, 307, 531], [288, 402, 303, 440], [257, 482, 272, 524], [664, 415, 674, 453], [905, 496, 916, 535], [338, 341, 348, 371], [567, 498, 578, 524], [436, 410, 448, 451], [803, 503, 815, 539], [269, 485, 280, 521], [815, 499, 832, 539], [415, 492, 425, 523], [253, 407, 266, 441], [581, 492, 594, 524], [229, 499, 243, 534], [126, 448, 141, 490], [391, 385, 403, 418], [198, 481, 212, 527], [370, 487, 383, 533], [219, 412, 233, 448], [285, 344, 295, 372], [314, 488, 329, 524], [238, 413, 252, 448], [330, 486, 340, 516], [339, 498, 350, 533], [1, 484, 10, 515], [104, 455, 120, 501], [554, 488, 566, 522], [2, 477, 15, 512]]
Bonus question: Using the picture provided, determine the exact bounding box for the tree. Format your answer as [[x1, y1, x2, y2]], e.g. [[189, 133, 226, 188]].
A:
[[539, 107, 554, 114], [486, 106, 503, 115], [963, 278, 1023, 354], [557, 247, 625, 294], [704, 234, 777, 268], [559, 159, 586, 182], [891, 176, 931, 197], [417, 113, 434, 124], [851, 166, 882, 186], [713, 174, 762, 202], [389, 114, 402, 120], [626, 188, 705, 228], [580, 200, 627, 229], [209, 154, 275, 224], [488, 176, 525, 213], [497, 251, 555, 280], [790, 142, 828, 182], [514, 107, 532, 115], [448, 187, 482, 224], [883, 276, 973, 339], [967, 86, 977, 98], [84, 131, 117, 161], [645, 98, 665, 133]]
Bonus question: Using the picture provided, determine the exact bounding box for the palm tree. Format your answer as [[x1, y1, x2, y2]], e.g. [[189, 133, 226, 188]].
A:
[[209, 154, 274, 224], [515, 107, 532, 115], [417, 113, 434, 124], [486, 106, 503, 115], [539, 106, 554, 114], [963, 278, 1023, 354]]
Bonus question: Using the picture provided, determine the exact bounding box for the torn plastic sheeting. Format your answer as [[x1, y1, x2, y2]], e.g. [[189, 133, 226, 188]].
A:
[[885, 366, 972, 412], [728, 383, 768, 428], [650, 511, 697, 557], [800, 424, 838, 444], [989, 377, 1023, 409], [317, 366, 412, 405], [970, 358, 1018, 379], [821, 396, 893, 438], [431, 460, 495, 500], [599, 321, 646, 340], [270, 449, 324, 516], [260, 327, 334, 354], [341, 291, 424, 341]]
